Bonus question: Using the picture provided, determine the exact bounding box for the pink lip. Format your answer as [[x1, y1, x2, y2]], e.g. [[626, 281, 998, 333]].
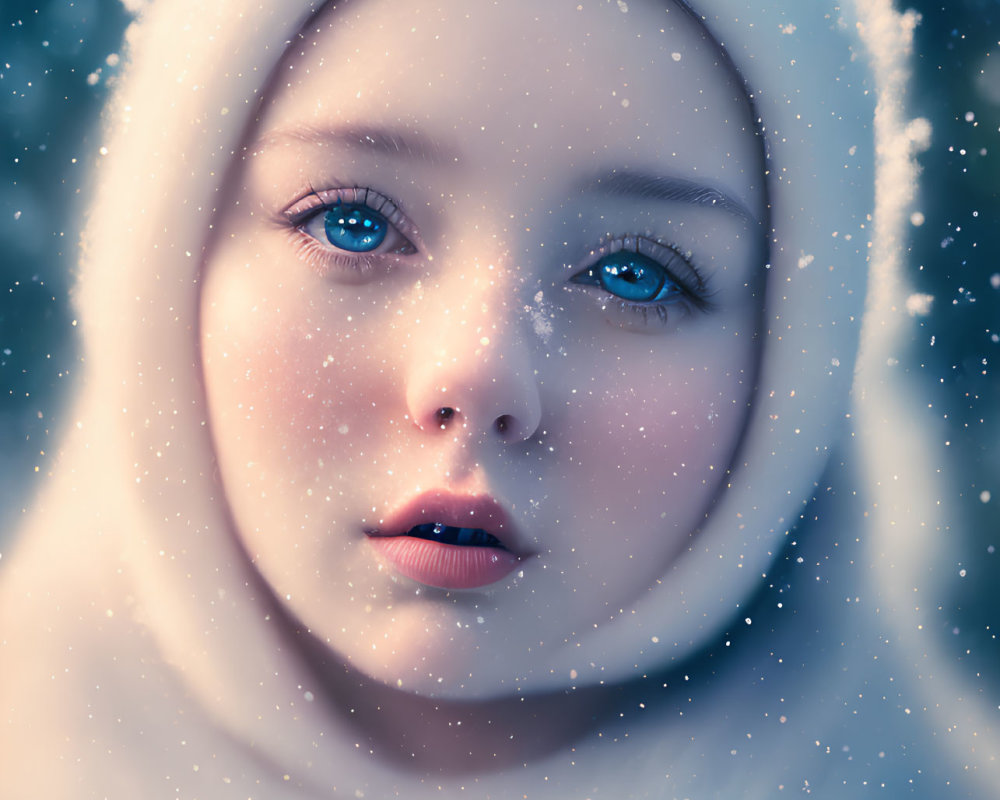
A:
[[365, 491, 527, 590]]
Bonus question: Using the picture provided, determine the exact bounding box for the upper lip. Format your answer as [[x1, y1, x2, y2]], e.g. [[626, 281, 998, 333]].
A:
[[365, 490, 530, 557]]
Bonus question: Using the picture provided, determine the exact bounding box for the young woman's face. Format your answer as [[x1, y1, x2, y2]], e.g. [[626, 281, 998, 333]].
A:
[[201, 0, 766, 697]]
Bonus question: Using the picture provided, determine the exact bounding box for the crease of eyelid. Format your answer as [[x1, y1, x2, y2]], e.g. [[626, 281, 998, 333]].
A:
[[253, 124, 460, 167], [578, 170, 760, 226]]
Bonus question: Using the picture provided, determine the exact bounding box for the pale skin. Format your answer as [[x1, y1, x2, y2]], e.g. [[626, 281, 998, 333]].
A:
[[200, 0, 767, 777]]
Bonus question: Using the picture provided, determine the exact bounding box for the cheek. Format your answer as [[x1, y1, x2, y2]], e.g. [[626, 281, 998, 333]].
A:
[[557, 328, 755, 454], [203, 283, 406, 477], [542, 330, 757, 552], [201, 274, 415, 582], [564, 368, 751, 493], [528, 364, 753, 631]]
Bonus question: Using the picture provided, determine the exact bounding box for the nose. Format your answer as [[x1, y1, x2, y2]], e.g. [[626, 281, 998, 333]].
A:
[[405, 314, 542, 444]]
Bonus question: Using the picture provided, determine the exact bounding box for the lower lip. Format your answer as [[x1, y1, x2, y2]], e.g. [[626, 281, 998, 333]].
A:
[[366, 536, 521, 590]]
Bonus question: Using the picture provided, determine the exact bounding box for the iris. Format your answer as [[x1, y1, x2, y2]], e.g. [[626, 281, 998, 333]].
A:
[[578, 251, 681, 303], [324, 203, 387, 252]]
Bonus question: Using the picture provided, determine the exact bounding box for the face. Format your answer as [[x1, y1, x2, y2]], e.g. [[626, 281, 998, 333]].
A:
[[201, 0, 766, 697]]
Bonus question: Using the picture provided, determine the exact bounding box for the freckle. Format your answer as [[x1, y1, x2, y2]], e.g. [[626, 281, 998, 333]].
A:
[[338, 424, 349, 434], [480, 336, 490, 346]]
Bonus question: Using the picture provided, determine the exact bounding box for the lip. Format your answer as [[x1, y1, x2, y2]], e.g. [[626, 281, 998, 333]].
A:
[[365, 491, 528, 590]]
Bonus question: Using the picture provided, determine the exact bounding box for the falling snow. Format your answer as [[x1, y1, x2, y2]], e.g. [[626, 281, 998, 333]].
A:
[[0, 3, 998, 799]]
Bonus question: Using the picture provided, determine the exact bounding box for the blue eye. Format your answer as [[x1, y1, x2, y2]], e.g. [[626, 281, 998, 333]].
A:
[[573, 251, 683, 304], [324, 203, 387, 253], [284, 188, 418, 278]]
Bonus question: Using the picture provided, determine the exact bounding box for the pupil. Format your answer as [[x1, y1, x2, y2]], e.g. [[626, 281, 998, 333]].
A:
[[324, 203, 388, 253]]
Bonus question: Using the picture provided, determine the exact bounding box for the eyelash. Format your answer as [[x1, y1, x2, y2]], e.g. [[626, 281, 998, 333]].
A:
[[280, 186, 419, 279], [280, 187, 713, 329], [569, 235, 712, 328]]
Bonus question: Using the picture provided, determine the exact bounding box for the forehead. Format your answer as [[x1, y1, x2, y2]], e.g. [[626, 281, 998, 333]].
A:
[[263, 0, 756, 188]]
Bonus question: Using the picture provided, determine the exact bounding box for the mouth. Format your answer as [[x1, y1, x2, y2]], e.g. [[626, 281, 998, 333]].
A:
[[364, 491, 528, 590], [402, 522, 506, 549]]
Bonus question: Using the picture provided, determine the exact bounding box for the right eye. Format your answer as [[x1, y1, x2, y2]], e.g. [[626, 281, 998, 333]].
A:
[[301, 201, 416, 255], [282, 188, 419, 278]]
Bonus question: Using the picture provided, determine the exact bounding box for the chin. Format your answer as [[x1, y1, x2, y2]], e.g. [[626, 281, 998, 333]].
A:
[[325, 606, 645, 700], [301, 594, 581, 699]]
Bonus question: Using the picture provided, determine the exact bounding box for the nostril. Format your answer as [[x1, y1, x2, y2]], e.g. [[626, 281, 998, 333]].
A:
[[495, 414, 513, 435], [435, 406, 456, 429]]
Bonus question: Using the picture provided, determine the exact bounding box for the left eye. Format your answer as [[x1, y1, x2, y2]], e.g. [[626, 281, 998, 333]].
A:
[[571, 251, 683, 304]]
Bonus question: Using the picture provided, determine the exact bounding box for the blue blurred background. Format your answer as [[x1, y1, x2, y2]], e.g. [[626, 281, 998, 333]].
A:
[[1, 0, 998, 635], [2, 0, 130, 529]]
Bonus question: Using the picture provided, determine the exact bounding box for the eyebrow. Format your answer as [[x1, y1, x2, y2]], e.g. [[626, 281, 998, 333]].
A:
[[257, 126, 758, 223], [579, 170, 758, 224], [255, 125, 458, 166]]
